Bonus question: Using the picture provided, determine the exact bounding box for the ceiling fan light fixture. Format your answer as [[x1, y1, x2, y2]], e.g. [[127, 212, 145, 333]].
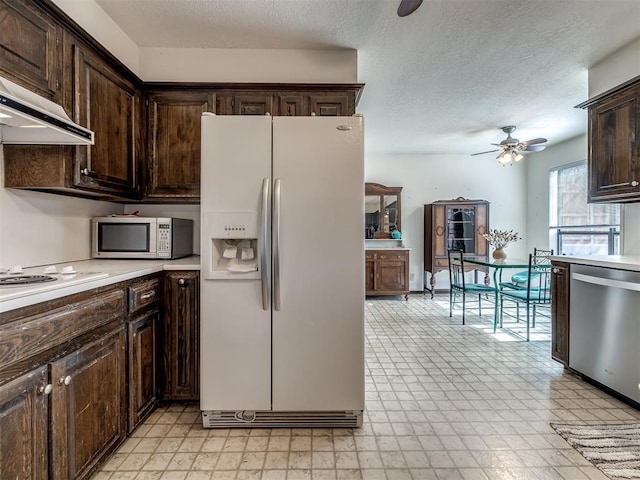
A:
[[513, 152, 524, 162], [497, 150, 514, 165]]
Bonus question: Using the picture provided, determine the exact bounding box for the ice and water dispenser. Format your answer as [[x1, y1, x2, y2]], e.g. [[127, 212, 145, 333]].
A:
[[202, 212, 261, 279]]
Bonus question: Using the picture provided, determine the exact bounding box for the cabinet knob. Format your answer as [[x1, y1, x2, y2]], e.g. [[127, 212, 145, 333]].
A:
[[60, 375, 72, 386], [632, 180, 639, 187], [81, 168, 98, 178], [39, 384, 53, 395], [178, 278, 185, 285], [552, 267, 561, 274]]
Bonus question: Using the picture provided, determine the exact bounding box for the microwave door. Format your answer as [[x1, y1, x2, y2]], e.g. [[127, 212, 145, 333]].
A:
[[92, 218, 158, 258]]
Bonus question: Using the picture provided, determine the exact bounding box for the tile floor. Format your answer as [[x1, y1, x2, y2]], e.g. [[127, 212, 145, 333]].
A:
[[92, 294, 640, 480]]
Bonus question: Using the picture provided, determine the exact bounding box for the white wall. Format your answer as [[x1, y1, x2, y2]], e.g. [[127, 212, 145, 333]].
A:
[[51, 0, 358, 84], [525, 135, 587, 253], [0, 149, 121, 268], [50, 0, 140, 72], [139, 48, 357, 83], [589, 37, 640, 97], [366, 153, 528, 291]]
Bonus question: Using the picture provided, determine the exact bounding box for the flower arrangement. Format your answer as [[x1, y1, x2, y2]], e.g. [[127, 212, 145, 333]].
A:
[[481, 229, 520, 249]]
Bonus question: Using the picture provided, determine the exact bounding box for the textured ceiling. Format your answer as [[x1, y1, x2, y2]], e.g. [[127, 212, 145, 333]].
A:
[[95, 0, 640, 156]]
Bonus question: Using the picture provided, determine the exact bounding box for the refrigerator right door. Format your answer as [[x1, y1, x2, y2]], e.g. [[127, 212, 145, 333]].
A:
[[271, 116, 365, 411]]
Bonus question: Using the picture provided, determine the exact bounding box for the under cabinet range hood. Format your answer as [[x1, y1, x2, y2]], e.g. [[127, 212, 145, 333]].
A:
[[0, 75, 94, 145]]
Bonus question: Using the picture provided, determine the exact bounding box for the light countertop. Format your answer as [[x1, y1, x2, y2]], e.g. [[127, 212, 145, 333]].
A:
[[365, 239, 410, 250], [0, 256, 200, 314], [549, 254, 640, 272]]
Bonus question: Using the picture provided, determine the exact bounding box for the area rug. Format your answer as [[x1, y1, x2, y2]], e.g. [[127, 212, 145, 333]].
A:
[[551, 423, 640, 479]]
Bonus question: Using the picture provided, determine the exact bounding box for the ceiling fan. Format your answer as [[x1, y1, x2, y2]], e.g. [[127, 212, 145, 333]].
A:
[[471, 126, 548, 165], [398, 0, 423, 17]]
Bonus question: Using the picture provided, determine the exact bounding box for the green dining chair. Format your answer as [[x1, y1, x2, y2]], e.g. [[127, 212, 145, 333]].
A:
[[498, 252, 552, 341], [447, 249, 495, 325]]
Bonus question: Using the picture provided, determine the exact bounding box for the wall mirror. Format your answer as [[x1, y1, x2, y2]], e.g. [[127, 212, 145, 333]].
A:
[[365, 183, 402, 238]]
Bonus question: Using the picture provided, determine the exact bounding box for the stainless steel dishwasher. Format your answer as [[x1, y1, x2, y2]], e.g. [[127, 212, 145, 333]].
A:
[[570, 264, 640, 403]]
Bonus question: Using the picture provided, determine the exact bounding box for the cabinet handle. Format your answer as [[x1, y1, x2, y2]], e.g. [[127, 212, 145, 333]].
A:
[[632, 180, 639, 187], [59, 375, 72, 386], [38, 384, 53, 395], [140, 291, 156, 299], [552, 268, 561, 274], [178, 278, 185, 285]]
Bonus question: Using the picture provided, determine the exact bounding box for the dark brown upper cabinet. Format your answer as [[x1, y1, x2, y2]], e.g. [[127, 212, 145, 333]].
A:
[[1, 0, 364, 204], [144, 90, 215, 202], [0, 0, 60, 100], [577, 76, 640, 203], [71, 38, 140, 198], [3, 28, 142, 202]]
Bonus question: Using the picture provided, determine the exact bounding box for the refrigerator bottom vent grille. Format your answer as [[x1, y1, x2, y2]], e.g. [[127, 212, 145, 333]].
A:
[[201, 410, 363, 428]]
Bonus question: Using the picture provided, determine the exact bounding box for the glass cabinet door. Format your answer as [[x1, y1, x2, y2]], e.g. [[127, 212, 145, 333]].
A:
[[446, 207, 476, 253]]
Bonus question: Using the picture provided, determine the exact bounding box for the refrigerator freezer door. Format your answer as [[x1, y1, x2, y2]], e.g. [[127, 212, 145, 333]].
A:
[[200, 115, 272, 411], [271, 116, 365, 411]]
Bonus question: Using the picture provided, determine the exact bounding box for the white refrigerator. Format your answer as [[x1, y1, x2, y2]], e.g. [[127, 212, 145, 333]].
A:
[[200, 114, 365, 428]]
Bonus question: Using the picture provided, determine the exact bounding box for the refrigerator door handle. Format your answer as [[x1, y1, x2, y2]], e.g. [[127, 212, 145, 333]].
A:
[[273, 178, 281, 311], [261, 178, 270, 310]]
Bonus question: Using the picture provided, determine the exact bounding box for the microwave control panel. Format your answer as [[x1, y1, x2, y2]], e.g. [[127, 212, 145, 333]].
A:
[[157, 222, 171, 257]]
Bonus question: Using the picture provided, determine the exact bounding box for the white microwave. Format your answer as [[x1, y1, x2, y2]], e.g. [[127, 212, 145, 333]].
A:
[[91, 216, 193, 259]]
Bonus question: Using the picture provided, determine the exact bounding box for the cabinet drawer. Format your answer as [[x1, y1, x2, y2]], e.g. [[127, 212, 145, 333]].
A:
[[434, 258, 449, 269], [0, 289, 125, 370], [128, 277, 161, 314], [375, 251, 408, 261]]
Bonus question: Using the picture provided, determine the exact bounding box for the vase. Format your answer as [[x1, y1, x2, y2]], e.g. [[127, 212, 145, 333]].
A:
[[492, 247, 507, 262]]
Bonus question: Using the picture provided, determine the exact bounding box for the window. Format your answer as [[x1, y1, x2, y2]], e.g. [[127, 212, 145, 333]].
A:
[[549, 162, 620, 255]]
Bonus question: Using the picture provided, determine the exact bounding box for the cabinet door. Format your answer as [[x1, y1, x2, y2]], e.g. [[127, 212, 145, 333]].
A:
[[222, 94, 273, 115], [309, 94, 349, 116], [128, 309, 159, 432], [162, 272, 199, 400], [146, 91, 215, 201], [376, 252, 407, 292], [551, 262, 570, 366], [0, 366, 49, 480], [278, 95, 307, 116], [72, 42, 139, 198], [589, 88, 640, 202], [51, 328, 126, 480], [0, 0, 60, 100]]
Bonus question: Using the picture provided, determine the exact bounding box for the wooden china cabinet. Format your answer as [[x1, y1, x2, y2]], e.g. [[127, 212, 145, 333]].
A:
[[423, 198, 490, 298], [365, 183, 410, 299]]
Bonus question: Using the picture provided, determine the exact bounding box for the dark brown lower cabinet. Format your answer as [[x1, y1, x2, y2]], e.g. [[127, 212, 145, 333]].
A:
[[128, 309, 159, 432], [51, 327, 126, 480], [0, 366, 49, 480], [551, 261, 570, 366], [162, 271, 200, 400]]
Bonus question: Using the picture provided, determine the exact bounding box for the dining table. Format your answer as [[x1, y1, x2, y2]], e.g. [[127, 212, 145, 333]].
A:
[[464, 257, 534, 332]]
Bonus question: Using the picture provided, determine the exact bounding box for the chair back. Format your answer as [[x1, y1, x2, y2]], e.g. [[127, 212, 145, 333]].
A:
[[447, 249, 466, 291], [526, 253, 552, 303], [533, 248, 553, 261]]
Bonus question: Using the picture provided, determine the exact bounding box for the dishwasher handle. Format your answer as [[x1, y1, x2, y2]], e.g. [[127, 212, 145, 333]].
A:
[[572, 272, 640, 292]]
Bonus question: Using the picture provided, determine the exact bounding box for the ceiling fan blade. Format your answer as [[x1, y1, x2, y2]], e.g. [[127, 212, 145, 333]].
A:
[[397, 0, 423, 17], [521, 137, 547, 146], [471, 149, 500, 156], [523, 145, 546, 152]]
